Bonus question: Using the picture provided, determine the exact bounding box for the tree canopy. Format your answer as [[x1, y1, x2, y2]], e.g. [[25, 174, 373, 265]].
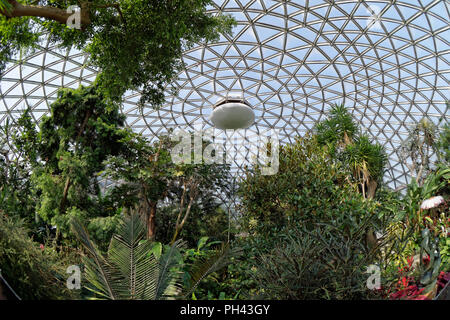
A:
[[0, 0, 235, 106]]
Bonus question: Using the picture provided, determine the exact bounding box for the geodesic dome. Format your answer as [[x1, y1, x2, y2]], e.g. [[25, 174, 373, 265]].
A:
[[0, 0, 449, 190]]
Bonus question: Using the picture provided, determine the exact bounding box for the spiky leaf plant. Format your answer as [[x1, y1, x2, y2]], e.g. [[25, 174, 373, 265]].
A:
[[316, 103, 358, 149], [344, 135, 387, 199], [71, 212, 185, 300]]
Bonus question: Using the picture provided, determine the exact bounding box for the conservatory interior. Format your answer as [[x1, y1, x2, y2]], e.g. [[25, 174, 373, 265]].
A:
[[0, 0, 449, 301]]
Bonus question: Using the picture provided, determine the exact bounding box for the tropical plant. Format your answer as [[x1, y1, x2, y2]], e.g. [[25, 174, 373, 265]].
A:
[[182, 240, 241, 299], [156, 205, 230, 248], [252, 211, 411, 300], [103, 134, 232, 241], [315, 105, 387, 199], [344, 135, 387, 199], [71, 210, 186, 300], [403, 165, 450, 229], [418, 228, 442, 297], [27, 85, 132, 239], [0, 110, 38, 224], [315, 103, 358, 149], [437, 122, 450, 164], [71, 209, 238, 300], [0, 0, 11, 12]]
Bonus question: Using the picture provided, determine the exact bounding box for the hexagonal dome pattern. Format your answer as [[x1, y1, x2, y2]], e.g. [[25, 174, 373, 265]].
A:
[[1, 0, 449, 190]]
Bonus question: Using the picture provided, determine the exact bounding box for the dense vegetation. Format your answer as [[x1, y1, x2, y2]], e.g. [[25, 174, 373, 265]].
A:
[[1, 98, 448, 300]]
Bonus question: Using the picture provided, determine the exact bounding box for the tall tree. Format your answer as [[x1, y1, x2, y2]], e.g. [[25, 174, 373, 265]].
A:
[[104, 134, 231, 241], [31, 84, 130, 236]]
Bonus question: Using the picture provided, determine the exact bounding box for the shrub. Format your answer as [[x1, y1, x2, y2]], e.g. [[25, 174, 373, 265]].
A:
[[0, 214, 78, 300]]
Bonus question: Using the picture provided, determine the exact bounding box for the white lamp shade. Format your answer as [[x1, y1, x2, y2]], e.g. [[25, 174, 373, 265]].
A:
[[210, 102, 255, 129]]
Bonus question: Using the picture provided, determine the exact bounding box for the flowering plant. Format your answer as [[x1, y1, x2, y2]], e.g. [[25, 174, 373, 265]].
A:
[[388, 254, 450, 300], [389, 256, 428, 300]]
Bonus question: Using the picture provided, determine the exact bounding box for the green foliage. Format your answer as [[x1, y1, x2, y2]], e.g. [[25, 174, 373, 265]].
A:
[[403, 165, 450, 227], [254, 228, 371, 299], [87, 215, 122, 252], [0, 214, 77, 300], [344, 135, 387, 183], [315, 103, 357, 149], [437, 122, 450, 164], [236, 111, 414, 299], [247, 194, 416, 299], [89, 0, 236, 106], [0, 111, 38, 223], [1, 0, 236, 106], [156, 205, 230, 247], [0, 0, 12, 12], [182, 240, 242, 299], [313, 104, 387, 199], [72, 212, 236, 300], [239, 134, 352, 234], [344, 135, 387, 198], [419, 228, 442, 294], [31, 85, 130, 238], [1, 84, 233, 250], [400, 118, 439, 185], [104, 133, 232, 243], [0, 12, 39, 73]]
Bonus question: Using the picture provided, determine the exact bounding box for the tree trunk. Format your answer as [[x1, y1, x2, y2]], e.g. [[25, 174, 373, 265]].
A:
[[367, 180, 378, 200], [59, 109, 92, 214], [147, 200, 157, 240], [1, 0, 91, 26], [171, 194, 195, 245]]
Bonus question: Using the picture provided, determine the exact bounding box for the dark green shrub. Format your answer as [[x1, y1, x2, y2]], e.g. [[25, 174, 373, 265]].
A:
[[253, 218, 378, 300], [0, 214, 77, 300]]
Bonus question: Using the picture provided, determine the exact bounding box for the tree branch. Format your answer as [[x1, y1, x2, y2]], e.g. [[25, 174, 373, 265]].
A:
[[1, 0, 90, 27]]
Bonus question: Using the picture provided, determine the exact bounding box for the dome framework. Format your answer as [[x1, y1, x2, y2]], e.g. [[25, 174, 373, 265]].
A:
[[0, 0, 449, 190]]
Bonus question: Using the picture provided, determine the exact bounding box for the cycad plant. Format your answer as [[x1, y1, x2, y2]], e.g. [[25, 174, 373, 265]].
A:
[[71, 211, 185, 300], [71, 210, 239, 300]]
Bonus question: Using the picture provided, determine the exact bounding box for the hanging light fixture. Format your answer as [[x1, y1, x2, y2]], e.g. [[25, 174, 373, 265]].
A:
[[210, 95, 255, 129]]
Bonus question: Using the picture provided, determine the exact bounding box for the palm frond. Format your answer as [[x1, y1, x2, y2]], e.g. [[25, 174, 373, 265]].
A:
[[107, 213, 156, 299], [182, 243, 243, 298], [72, 212, 186, 300], [155, 239, 185, 300], [71, 218, 118, 299]]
